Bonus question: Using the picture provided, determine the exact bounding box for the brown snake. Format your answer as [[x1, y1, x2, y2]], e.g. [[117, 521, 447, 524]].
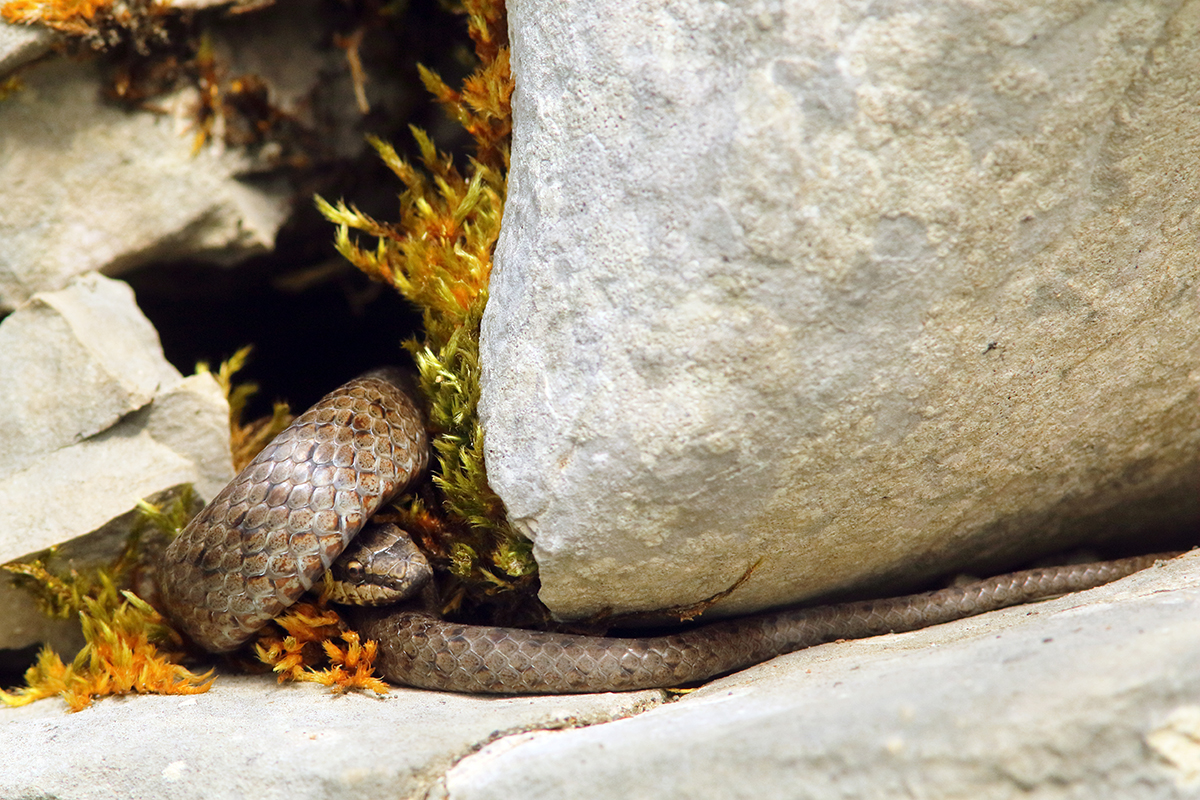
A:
[[159, 370, 1176, 694]]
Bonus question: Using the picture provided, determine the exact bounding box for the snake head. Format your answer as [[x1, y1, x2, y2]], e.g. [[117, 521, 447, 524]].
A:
[[327, 523, 434, 606]]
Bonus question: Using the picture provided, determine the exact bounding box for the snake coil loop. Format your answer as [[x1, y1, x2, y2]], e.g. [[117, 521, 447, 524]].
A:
[[159, 371, 1175, 692]]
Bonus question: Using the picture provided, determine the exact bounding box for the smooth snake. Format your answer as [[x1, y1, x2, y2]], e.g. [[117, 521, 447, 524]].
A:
[[158, 369, 1175, 693]]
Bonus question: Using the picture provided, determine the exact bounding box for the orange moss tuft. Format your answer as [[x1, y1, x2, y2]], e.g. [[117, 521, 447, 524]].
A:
[[0, 580, 212, 712], [252, 601, 388, 695], [313, 631, 390, 695], [0, 0, 172, 53], [1, 0, 113, 28]]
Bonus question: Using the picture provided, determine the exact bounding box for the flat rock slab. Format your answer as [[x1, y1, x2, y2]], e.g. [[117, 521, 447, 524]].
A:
[[4, 553, 1196, 799], [0, 50, 288, 313], [441, 551, 1200, 800], [0, 273, 231, 654], [481, 0, 1200, 621], [0, 676, 661, 800], [0, 272, 231, 560]]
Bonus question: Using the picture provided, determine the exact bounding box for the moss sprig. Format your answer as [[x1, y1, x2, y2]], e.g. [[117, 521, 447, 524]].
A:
[[252, 600, 389, 695], [317, 0, 534, 608], [195, 345, 293, 472], [134, 485, 196, 539], [0, 570, 212, 712]]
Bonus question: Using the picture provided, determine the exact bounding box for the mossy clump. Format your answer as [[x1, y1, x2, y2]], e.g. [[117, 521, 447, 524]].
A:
[[0, 561, 212, 712], [0, 0, 172, 54], [252, 596, 388, 696], [317, 0, 537, 620]]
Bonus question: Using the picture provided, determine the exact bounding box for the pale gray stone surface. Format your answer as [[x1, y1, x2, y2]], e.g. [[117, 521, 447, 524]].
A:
[[0, 675, 661, 800], [5, 554, 1192, 800], [0, 24, 290, 313], [0, 14, 50, 73], [0, 273, 231, 652], [439, 552, 1200, 800], [0, 272, 182, 477], [480, 0, 1200, 621]]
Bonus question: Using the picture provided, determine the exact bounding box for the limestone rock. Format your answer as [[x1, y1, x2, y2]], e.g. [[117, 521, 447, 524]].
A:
[[0, 14, 50, 74], [0, 0, 382, 314], [0, 675, 661, 800], [479, 0, 1200, 620], [0, 0, 426, 315], [0, 52, 290, 313], [4, 553, 1195, 799], [439, 552, 1200, 800], [0, 273, 232, 652]]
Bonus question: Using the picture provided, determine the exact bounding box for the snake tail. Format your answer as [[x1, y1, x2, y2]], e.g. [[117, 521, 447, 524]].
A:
[[352, 553, 1171, 694]]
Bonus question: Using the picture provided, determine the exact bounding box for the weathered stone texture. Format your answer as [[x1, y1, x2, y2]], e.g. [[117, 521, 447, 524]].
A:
[[0, 273, 231, 653], [480, 0, 1200, 620], [5, 552, 1197, 800]]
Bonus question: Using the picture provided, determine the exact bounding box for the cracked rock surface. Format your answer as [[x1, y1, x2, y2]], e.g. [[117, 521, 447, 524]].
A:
[[480, 0, 1200, 621], [4, 553, 1198, 799]]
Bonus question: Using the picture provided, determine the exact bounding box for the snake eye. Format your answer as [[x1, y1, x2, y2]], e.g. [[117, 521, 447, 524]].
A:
[[344, 561, 363, 580]]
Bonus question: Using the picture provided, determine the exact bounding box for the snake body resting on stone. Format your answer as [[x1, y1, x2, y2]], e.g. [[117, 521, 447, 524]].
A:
[[158, 370, 1176, 694], [158, 368, 429, 653]]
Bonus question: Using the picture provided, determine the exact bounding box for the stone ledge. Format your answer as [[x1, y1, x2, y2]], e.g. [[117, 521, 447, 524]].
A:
[[4, 553, 1196, 800]]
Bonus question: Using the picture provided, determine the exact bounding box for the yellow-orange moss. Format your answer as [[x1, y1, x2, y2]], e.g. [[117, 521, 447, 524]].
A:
[[317, 0, 533, 618], [0, 568, 212, 712], [252, 599, 388, 695], [2, 0, 120, 30], [0, 0, 172, 54], [195, 346, 292, 472]]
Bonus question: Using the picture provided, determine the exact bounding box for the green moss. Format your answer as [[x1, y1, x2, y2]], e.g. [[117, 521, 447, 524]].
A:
[[317, 0, 536, 614]]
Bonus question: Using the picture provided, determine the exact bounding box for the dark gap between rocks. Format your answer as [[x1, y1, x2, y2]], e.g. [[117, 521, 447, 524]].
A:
[[128, 250, 424, 421], [0, 643, 42, 693]]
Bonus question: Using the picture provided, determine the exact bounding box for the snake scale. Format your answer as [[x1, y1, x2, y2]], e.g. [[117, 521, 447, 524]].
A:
[[158, 369, 1174, 694]]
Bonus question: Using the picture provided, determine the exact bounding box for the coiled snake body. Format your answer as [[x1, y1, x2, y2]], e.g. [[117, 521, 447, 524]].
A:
[[158, 369, 428, 653], [159, 370, 1173, 694]]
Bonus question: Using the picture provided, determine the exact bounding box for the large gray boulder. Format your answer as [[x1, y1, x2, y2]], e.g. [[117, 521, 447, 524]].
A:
[[479, 0, 1200, 620], [0, 273, 231, 654]]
